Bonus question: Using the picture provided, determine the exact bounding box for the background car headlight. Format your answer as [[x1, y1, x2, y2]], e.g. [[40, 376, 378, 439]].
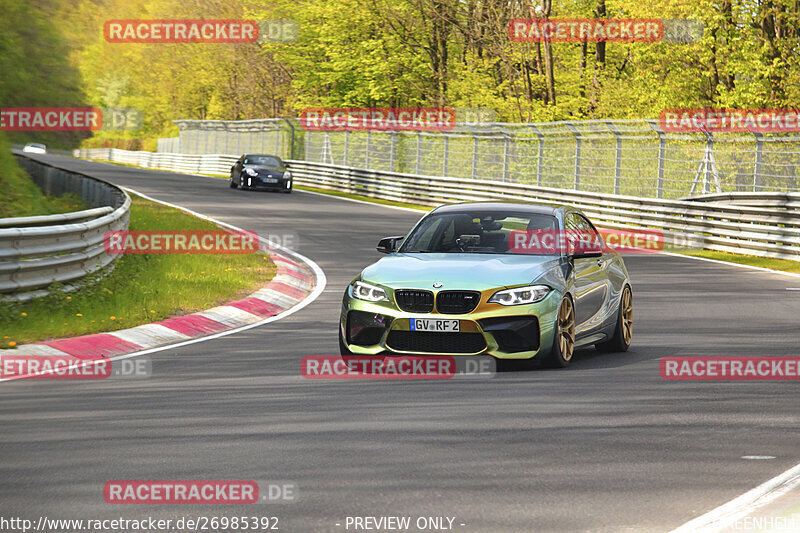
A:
[[489, 285, 551, 306], [351, 281, 388, 302], [244, 168, 258, 176], [284, 171, 292, 180]]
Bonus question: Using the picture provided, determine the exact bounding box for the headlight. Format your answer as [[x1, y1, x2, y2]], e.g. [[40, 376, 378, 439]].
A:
[[488, 285, 551, 306], [351, 281, 388, 302], [244, 168, 258, 176], [284, 171, 292, 180]]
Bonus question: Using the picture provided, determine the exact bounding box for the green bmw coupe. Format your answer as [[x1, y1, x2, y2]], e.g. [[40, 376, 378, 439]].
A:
[[339, 202, 633, 367]]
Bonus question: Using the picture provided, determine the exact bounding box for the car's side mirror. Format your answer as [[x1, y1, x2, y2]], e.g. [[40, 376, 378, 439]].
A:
[[376, 236, 404, 254]]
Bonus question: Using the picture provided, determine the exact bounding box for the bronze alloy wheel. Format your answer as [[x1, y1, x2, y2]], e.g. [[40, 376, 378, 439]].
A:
[[621, 287, 633, 345], [558, 297, 576, 361]]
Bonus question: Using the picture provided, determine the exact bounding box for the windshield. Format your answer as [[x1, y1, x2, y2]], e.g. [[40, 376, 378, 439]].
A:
[[243, 155, 281, 167], [399, 211, 559, 254]]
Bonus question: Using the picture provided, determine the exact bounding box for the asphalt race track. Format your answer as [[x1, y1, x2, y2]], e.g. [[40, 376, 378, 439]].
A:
[[1, 154, 799, 532]]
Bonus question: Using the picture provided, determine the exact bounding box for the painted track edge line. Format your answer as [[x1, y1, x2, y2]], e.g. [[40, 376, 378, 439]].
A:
[[0, 186, 327, 382], [669, 461, 800, 533]]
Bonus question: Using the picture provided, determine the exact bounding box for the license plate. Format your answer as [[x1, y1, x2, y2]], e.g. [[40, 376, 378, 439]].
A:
[[410, 318, 460, 332], [262, 178, 278, 184]]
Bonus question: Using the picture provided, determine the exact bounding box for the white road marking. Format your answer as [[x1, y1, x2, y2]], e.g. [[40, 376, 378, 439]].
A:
[[669, 461, 800, 533], [657, 251, 800, 279], [742, 456, 776, 460], [109, 323, 191, 348], [295, 188, 429, 214], [0, 186, 327, 383]]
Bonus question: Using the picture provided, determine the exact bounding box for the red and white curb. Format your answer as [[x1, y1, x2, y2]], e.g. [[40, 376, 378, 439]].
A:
[[0, 188, 326, 376]]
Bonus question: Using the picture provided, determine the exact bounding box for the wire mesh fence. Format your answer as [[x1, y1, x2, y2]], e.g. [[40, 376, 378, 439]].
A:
[[166, 118, 800, 199]]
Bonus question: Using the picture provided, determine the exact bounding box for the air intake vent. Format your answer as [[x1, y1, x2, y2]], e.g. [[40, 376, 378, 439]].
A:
[[436, 291, 480, 314], [395, 289, 435, 313], [386, 331, 486, 354]]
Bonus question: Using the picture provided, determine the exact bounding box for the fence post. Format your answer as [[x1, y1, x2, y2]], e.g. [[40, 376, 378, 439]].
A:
[[657, 132, 666, 199], [566, 123, 581, 190], [274, 122, 280, 155], [606, 121, 622, 195], [502, 132, 510, 182], [531, 125, 544, 186], [472, 131, 479, 180], [415, 132, 421, 174], [344, 130, 350, 166], [390, 132, 397, 172], [753, 132, 763, 191], [442, 135, 449, 177], [647, 120, 666, 199], [283, 119, 295, 160], [366, 130, 371, 169]]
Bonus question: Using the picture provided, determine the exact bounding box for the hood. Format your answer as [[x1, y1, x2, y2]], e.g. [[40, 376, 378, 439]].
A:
[[244, 164, 285, 174], [361, 253, 563, 291]]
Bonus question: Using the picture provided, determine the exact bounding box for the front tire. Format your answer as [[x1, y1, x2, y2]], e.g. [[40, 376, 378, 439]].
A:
[[229, 175, 237, 188], [543, 296, 576, 368], [595, 285, 633, 353]]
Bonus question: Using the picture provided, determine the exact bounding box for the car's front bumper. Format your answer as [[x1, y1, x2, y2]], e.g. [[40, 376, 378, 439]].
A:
[[340, 289, 561, 360], [241, 176, 292, 190]]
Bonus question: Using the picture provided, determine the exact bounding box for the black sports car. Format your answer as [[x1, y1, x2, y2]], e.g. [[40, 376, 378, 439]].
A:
[[229, 154, 292, 193]]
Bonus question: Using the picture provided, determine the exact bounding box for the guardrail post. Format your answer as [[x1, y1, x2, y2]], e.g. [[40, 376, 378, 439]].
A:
[[442, 135, 449, 177], [502, 133, 510, 182], [472, 132, 479, 180], [567, 123, 581, 190], [753, 132, 763, 191]]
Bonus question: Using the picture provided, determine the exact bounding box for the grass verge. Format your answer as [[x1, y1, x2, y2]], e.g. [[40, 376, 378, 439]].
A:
[[679, 250, 800, 274], [0, 193, 276, 346], [294, 185, 430, 211], [1, 134, 86, 217]]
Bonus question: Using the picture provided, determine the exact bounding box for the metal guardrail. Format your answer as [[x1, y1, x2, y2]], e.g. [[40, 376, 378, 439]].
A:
[[78, 148, 800, 261], [79, 147, 237, 175], [0, 153, 130, 299]]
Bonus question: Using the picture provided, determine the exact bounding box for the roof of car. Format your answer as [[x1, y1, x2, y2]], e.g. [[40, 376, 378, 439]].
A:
[[432, 202, 568, 215], [243, 154, 281, 159]]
